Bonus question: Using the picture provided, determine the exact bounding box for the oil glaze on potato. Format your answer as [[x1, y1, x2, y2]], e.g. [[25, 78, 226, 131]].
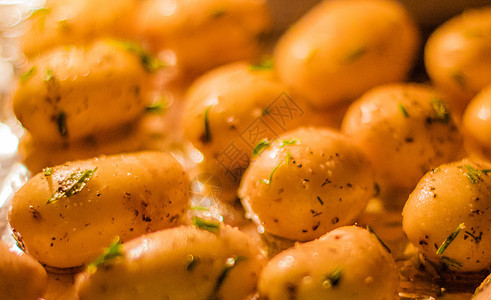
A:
[[76, 225, 266, 300], [258, 226, 399, 300], [403, 159, 491, 272], [342, 84, 463, 189], [9, 152, 189, 269], [425, 6, 491, 106], [13, 40, 151, 144], [134, 0, 270, 73], [0, 242, 48, 300], [274, 0, 419, 108], [239, 127, 375, 242], [21, 0, 139, 57], [463, 85, 491, 161]]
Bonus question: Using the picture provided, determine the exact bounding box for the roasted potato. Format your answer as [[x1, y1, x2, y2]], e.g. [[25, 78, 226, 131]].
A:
[[463, 85, 491, 161], [342, 84, 463, 190], [239, 127, 375, 242], [0, 242, 48, 300], [403, 159, 491, 272], [274, 0, 419, 108], [258, 226, 399, 300], [13, 39, 154, 144], [9, 151, 189, 269], [76, 224, 266, 300]]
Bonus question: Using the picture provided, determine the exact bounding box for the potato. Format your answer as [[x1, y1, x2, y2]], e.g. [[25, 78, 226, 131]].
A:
[[425, 6, 491, 108], [342, 84, 463, 190], [9, 151, 189, 269], [274, 0, 419, 108], [474, 273, 491, 300], [402, 159, 491, 272], [258, 226, 399, 300], [13, 39, 154, 144], [76, 224, 266, 300], [463, 85, 491, 161], [133, 0, 270, 73], [238, 127, 375, 242], [20, 0, 139, 57], [0, 242, 48, 300], [182, 62, 309, 202]]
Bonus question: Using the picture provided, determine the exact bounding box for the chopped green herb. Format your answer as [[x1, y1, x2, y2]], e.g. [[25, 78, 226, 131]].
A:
[[482, 169, 491, 175], [430, 99, 450, 123], [87, 236, 123, 274], [436, 223, 465, 255], [345, 47, 367, 63], [145, 99, 167, 113], [279, 139, 298, 147], [190, 206, 209, 211], [192, 216, 220, 234], [465, 165, 482, 184], [367, 225, 391, 253], [249, 57, 274, 71], [211, 256, 246, 297], [440, 256, 462, 270], [398, 103, 409, 118], [43, 68, 54, 82], [109, 40, 165, 73], [465, 230, 482, 244], [262, 153, 291, 185], [58, 19, 70, 31], [47, 168, 97, 204], [252, 139, 270, 157], [262, 108, 271, 116], [451, 71, 466, 89], [186, 254, 200, 271], [20, 67, 37, 83], [317, 196, 324, 205], [57, 111, 68, 138], [322, 268, 343, 288], [43, 167, 53, 176], [200, 106, 212, 143]]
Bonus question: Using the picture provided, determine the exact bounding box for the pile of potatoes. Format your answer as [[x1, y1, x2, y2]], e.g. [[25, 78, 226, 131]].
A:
[[5, 0, 491, 299]]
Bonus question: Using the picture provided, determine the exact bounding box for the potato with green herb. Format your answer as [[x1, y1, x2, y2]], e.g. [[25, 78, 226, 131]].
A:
[[342, 84, 463, 190], [402, 159, 491, 272], [13, 39, 157, 144], [20, 0, 139, 57], [238, 127, 375, 242], [76, 224, 266, 300], [274, 0, 419, 108], [133, 0, 270, 73], [258, 226, 399, 300], [463, 85, 491, 161], [0, 242, 48, 300], [9, 151, 189, 269], [425, 6, 491, 109]]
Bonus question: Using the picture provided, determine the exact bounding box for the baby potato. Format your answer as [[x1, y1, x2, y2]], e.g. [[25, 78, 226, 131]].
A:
[[133, 0, 270, 73], [463, 85, 491, 161], [76, 224, 266, 300], [21, 0, 139, 57], [402, 159, 491, 272], [13, 40, 153, 144], [342, 84, 463, 190], [9, 151, 189, 269], [0, 242, 48, 300], [425, 6, 491, 108], [238, 127, 375, 242], [182, 62, 308, 202], [258, 226, 399, 300], [274, 0, 419, 108]]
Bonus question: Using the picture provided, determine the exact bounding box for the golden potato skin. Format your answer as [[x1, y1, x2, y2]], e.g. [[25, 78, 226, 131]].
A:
[[76, 225, 266, 300], [274, 0, 419, 108], [21, 0, 139, 57], [182, 62, 308, 202], [463, 85, 491, 161], [134, 0, 270, 73], [342, 84, 463, 189], [0, 242, 48, 300], [474, 273, 491, 300], [425, 7, 491, 107], [13, 40, 150, 144], [239, 127, 375, 242], [403, 159, 491, 272], [258, 226, 399, 300], [9, 152, 189, 269]]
